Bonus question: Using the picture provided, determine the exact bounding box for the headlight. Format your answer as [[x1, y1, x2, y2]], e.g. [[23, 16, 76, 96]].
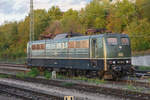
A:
[[126, 60, 131, 64], [113, 61, 116, 64], [108, 61, 116, 64]]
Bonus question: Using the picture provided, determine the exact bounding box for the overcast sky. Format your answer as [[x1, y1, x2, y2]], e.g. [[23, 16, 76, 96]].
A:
[[0, 0, 91, 25]]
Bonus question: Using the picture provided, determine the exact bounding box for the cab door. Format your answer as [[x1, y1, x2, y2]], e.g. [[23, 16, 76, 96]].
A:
[[90, 38, 98, 68], [91, 38, 98, 58]]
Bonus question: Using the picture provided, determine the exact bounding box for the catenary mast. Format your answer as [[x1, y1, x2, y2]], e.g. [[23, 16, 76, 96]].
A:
[[30, 0, 34, 42], [29, 0, 34, 58]]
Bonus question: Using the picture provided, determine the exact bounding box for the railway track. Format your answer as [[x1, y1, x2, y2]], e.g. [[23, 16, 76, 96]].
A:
[[0, 81, 63, 100], [0, 63, 149, 87], [0, 73, 150, 100], [0, 63, 29, 74], [0, 63, 26, 68], [0, 63, 150, 100]]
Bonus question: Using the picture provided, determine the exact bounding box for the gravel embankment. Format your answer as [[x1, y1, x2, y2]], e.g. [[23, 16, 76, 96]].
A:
[[0, 93, 22, 100], [0, 78, 130, 100]]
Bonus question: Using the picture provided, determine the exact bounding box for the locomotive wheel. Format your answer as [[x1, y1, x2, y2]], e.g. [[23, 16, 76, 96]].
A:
[[111, 71, 121, 80], [98, 70, 104, 79]]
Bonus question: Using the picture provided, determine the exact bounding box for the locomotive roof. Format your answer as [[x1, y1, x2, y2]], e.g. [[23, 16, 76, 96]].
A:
[[29, 33, 129, 44], [54, 33, 83, 40]]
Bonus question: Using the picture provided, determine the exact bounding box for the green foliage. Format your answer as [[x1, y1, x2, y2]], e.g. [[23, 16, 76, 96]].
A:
[[136, 0, 150, 21], [82, 0, 108, 29], [138, 66, 150, 71], [0, 74, 10, 78], [127, 84, 136, 90], [0, 0, 150, 57], [34, 9, 50, 40], [107, 0, 136, 32], [57, 74, 66, 79], [16, 68, 39, 79], [44, 70, 51, 79], [126, 84, 144, 92], [127, 18, 150, 51], [26, 68, 40, 78], [148, 78, 150, 84], [16, 72, 26, 78], [48, 6, 62, 20], [72, 76, 106, 84], [88, 78, 106, 84], [61, 82, 74, 87], [61, 9, 81, 33]]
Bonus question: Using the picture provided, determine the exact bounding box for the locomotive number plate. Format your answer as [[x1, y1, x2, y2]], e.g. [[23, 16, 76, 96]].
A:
[[118, 53, 124, 56]]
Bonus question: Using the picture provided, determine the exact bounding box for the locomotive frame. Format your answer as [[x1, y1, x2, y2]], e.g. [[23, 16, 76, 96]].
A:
[[27, 33, 132, 79]]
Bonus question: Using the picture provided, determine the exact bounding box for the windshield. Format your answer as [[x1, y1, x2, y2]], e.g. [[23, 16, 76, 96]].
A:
[[107, 38, 117, 45], [121, 38, 129, 45]]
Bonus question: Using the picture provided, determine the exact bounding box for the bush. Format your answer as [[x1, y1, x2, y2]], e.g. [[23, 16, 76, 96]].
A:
[[16, 72, 26, 78], [44, 70, 51, 79], [26, 68, 40, 78]]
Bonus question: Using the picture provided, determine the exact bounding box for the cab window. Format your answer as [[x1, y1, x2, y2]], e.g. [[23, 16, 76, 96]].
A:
[[121, 38, 129, 45], [107, 38, 117, 45]]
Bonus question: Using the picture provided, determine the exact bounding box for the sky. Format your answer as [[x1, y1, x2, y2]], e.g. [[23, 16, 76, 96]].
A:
[[0, 0, 91, 25]]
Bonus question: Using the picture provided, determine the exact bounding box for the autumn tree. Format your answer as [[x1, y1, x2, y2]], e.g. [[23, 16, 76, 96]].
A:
[[61, 9, 81, 33], [107, 0, 136, 33]]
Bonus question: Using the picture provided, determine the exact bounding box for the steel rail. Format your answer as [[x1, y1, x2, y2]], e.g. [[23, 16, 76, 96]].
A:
[[0, 73, 150, 100], [0, 82, 63, 100]]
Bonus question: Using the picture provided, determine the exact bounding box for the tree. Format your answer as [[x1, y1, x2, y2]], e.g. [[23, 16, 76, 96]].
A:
[[34, 9, 50, 40], [82, 0, 108, 29], [126, 18, 150, 51], [61, 9, 81, 33], [107, 0, 136, 33], [135, 0, 150, 20], [48, 6, 62, 20]]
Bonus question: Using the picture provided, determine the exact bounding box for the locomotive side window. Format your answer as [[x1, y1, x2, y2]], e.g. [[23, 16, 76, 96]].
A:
[[97, 39, 102, 48], [68, 40, 89, 48], [76, 41, 80, 48], [107, 38, 117, 45], [69, 41, 75, 48], [121, 38, 129, 45]]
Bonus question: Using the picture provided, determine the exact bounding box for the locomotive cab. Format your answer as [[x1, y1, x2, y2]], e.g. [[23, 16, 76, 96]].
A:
[[103, 34, 132, 79]]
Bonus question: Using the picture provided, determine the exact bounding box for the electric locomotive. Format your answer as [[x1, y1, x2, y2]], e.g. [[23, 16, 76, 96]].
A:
[[27, 33, 132, 79]]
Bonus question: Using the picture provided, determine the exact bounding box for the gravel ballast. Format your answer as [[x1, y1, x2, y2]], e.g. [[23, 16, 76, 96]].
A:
[[0, 78, 130, 100]]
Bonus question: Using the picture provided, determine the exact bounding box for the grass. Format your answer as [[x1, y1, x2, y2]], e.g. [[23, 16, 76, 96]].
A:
[[26, 68, 40, 78], [0, 74, 10, 78], [138, 66, 150, 71], [72, 76, 106, 84], [126, 77, 145, 92], [127, 84, 136, 90], [15, 69, 106, 85], [148, 79, 150, 87], [44, 70, 51, 79], [72, 76, 88, 81], [16, 68, 40, 78], [148, 78, 150, 82], [61, 82, 74, 87], [126, 84, 144, 92], [16, 72, 26, 78], [57, 74, 66, 79], [88, 78, 106, 84], [54, 74, 106, 84]]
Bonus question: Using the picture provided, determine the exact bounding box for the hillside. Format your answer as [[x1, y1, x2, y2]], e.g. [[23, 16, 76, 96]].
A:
[[0, 0, 150, 59]]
